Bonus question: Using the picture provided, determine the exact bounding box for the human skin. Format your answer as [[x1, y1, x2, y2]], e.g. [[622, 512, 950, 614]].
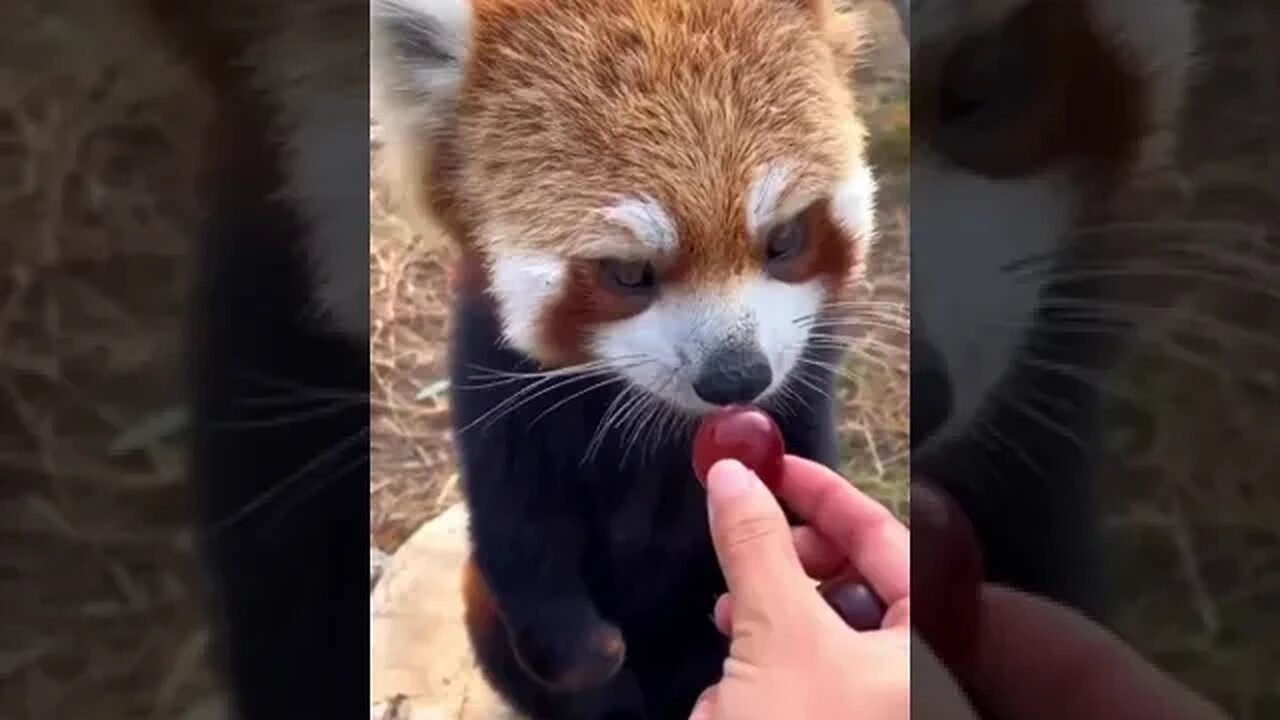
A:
[[690, 456, 910, 720], [691, 457, 1229, 720]]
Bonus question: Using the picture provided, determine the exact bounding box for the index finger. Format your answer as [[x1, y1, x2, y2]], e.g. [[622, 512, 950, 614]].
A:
[[774, 455, 910, 606]]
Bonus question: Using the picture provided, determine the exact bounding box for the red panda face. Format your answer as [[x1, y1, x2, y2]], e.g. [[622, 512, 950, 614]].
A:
[[908, 0, 1195, 450], [374, 0, 877, 413]]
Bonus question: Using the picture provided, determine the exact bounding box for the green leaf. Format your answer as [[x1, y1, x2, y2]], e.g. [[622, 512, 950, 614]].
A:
[[109, 406, 190, 455], [415, 379, 451, 402]]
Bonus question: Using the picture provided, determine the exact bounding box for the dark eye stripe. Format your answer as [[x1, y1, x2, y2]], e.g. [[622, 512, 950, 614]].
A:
[[912, 0, 1146, 183], [765, 215, 807, 261]]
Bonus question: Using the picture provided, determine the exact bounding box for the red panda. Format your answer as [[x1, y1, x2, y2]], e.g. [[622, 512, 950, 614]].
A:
[[372, 0, 880, 717], [374, 0, 876, 382], [908, 0, 1196, 617], [137, 2, 369, 719]]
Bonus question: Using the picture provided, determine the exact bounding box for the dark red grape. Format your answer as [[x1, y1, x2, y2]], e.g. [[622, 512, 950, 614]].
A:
[[818, 579, 886, 631], [692, 405, 785, 490], [910, 478, 984, 672]]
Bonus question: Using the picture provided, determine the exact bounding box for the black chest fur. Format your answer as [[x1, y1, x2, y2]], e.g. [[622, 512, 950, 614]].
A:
[[913, 272, 1124, 619], [447, 288, 840, 719]]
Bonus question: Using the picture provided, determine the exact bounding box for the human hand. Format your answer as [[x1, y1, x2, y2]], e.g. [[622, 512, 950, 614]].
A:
[[688, 455, 910, 720], [942, 584, 1230, 720], [908, 481, 1229, 720]]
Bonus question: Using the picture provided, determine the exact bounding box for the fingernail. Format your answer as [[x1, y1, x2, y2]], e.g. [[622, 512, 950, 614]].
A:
[[708, 458, 753, 498], [689, 686, 718, 720]]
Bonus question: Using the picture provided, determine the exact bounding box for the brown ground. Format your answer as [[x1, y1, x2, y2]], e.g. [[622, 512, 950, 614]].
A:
[[0, 1, 221, 718], [1091, 6, 1280, 717], [3, 0, 1277, 718]]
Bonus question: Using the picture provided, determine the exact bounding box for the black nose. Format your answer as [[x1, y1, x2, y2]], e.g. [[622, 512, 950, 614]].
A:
[[693, 346, 773, 406], [910, 335, 953, 448]]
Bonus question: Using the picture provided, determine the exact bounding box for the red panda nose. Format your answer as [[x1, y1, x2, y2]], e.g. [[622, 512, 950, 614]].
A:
[[692, 345, 773, 406]]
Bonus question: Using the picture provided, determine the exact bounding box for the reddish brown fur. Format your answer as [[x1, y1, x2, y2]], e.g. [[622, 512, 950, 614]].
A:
[[540, 260, 661, 366], [774, 199, 859, 291], [449, 248, 492, 297], [412, 0, 874, 364], [443, 0, 864, 258], [539, 201, 863, 365], [138, 0, 365, 205], [913, 0, 1147, 190], [461, 554, 501, 650]]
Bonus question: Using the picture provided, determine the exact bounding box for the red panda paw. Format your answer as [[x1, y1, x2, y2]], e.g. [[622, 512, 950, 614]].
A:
[[510, 617, 627, 693]]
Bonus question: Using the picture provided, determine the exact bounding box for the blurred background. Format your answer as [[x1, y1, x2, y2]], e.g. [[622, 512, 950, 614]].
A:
[[0, 0, 223, 718]]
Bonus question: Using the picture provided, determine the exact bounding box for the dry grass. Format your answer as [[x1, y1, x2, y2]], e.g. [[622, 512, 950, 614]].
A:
[[1089, 6, 1280, 715], [0, 1, 222, 717]]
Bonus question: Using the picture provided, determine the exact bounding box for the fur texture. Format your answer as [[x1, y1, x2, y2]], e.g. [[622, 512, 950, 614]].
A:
[[448, 285, 843, 719], [373, 0, 879, 717], [908, 0, 1197, 616], [139, 2, 369, 717], [373, 0, 876, 380]]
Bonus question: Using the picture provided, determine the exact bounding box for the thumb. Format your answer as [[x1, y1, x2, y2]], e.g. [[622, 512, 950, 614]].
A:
[[706, 459, 811, 612]]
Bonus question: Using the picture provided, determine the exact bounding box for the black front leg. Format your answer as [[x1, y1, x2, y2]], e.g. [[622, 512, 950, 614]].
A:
[[915, 379, 1106, 619], [452, 412, 635, 719], [189, 181, 368, 717]]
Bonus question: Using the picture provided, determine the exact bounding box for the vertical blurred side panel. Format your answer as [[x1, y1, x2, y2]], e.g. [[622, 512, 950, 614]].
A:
[[912, 0, 1280, 717], [136, 2, 371, 718]]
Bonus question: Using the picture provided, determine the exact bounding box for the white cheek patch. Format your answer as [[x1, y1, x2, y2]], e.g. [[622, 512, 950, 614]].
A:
[[591, 277, 825, 413], [601, 195, 678, 254], [487, 251, 569, 354], [911, 159, 1077, 450], [591, 298, 702, 409], [740, 277, 826, 394], [279, 92, 371, 341]]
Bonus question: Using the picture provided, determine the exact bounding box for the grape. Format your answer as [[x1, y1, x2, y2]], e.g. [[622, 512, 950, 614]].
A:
[[694, 407, 888, 631], [910, 478, 984, 672], [692, 405, 785, 490], [818, 579, 886, 631]]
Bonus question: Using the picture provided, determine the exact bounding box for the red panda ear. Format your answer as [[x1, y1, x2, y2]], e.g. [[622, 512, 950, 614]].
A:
[[789, 0, 872, 21], [787, 0, 834, 17], [371, 0, 472, 125], [371, 0, 472, 247]]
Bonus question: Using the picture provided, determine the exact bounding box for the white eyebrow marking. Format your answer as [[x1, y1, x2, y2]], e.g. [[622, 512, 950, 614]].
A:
[[601, 195, 678, 252], [746, 162, 797, 236], [831, 162, 878, 241]]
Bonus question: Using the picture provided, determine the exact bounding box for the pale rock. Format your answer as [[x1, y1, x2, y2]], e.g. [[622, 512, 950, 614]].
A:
[[370, 503, 521, 720]]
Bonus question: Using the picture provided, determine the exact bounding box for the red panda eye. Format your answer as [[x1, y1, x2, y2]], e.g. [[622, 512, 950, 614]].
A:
[[599, 259, 657, 294], [764, 216, 808, 263]]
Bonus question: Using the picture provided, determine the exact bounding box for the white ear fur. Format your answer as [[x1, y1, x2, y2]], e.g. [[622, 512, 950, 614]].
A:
[[370, 0, 472, 243], [371, 0, 471, 114]]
